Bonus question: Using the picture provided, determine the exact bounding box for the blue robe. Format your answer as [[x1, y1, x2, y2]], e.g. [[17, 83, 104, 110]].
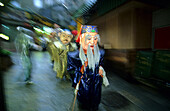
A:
[[67, 49, 105, 109]]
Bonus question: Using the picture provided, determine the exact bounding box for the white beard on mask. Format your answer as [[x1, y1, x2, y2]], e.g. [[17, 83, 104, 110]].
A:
[[79, 45, 87, 65], [79, 44, 100, 73]]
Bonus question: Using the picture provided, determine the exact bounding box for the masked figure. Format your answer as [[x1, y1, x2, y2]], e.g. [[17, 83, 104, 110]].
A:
[[53, 29, 77, 79], [67, 25, 109, 110]]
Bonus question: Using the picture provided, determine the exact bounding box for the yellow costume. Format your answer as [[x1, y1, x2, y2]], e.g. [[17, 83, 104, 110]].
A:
[[53, 41, 77, 79], [46, 31, 58, 62], [47, 39, 57, 62]]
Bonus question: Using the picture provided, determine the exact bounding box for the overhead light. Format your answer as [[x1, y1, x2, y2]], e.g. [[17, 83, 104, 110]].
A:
[[33, 0, 43, 8], [0, 33, 9, 40], [0, 2, 4, 6]]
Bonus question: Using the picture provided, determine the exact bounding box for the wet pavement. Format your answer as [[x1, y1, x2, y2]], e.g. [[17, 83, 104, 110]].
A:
[[3, 51, 170, 111]]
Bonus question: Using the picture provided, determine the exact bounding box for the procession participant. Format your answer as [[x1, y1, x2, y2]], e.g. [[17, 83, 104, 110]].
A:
[[53, 29, 77, 80], [46, 23, 62, 65], [15, 26, 42, 84], [67, 25, 109, 111]]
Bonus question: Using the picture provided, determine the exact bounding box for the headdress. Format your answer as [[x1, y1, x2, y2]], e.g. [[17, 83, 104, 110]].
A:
[[76, 25, 98, 43], [81, 25, 98, 33], [62, 29, 72, 35]]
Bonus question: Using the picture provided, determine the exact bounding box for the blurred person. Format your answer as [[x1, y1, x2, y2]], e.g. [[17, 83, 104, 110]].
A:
[[46, 31, 57, 65], [53, 23, 63, 38], [67, 25, 109, 111], [46, 23, 62, 65], [53, 29, 77, 80], [15, 26, 42, 84]]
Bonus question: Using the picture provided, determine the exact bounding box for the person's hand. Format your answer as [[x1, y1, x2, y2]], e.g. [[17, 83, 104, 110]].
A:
[[85, 61, 88, 67], [99, 68, 103, 77], [80, 61, 88, 74]]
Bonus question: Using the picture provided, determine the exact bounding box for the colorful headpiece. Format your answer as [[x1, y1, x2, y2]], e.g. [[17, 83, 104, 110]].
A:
[[82, 25, 98, 33], [76, 25, 98, 43]]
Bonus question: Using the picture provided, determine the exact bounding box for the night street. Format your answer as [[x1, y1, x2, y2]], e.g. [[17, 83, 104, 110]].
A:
[[2, 51, 170, 111]]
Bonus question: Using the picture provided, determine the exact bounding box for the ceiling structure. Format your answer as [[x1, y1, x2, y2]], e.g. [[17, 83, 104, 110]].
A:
[[0, 0, 170, 30], [3, 0, 98, 28], [1, 0, 170, 43]]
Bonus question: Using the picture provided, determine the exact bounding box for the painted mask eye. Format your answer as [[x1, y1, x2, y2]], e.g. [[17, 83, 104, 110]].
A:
[[85, 34, 92, 41], [88, 37, 91, 40], [94, 34, 100, 42]]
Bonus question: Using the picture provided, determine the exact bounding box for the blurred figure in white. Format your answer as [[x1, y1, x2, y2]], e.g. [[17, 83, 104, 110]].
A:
[[15, 26, 42, 84]]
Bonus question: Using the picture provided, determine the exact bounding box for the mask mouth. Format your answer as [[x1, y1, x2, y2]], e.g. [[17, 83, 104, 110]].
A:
[[90, 45, 94, 48], [62, 39, 70, 45]]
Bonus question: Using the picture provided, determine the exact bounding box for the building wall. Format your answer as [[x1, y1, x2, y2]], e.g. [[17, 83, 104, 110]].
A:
[[89, 1, 155, 49], [87, 1, 157, 77], [152, 6, 170, 49], [152, 7, 170, 28]]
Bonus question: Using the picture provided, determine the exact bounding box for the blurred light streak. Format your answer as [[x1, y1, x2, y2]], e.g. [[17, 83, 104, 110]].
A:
[[2, 24, 10, 29], [0, 33, 9, 40], [33, 27, 44, 33], [0, 2, 4, 6]]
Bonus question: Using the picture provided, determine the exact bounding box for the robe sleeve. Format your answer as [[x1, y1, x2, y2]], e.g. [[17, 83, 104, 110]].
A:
[[99, 49, 105, 67], [67, 51, 82, 87], [69, 42, 77, 52]]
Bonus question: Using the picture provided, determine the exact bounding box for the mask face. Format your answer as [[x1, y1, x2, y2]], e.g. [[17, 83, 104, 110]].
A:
[[59, 32, 73, 45], [81, 32, 99, 51]]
